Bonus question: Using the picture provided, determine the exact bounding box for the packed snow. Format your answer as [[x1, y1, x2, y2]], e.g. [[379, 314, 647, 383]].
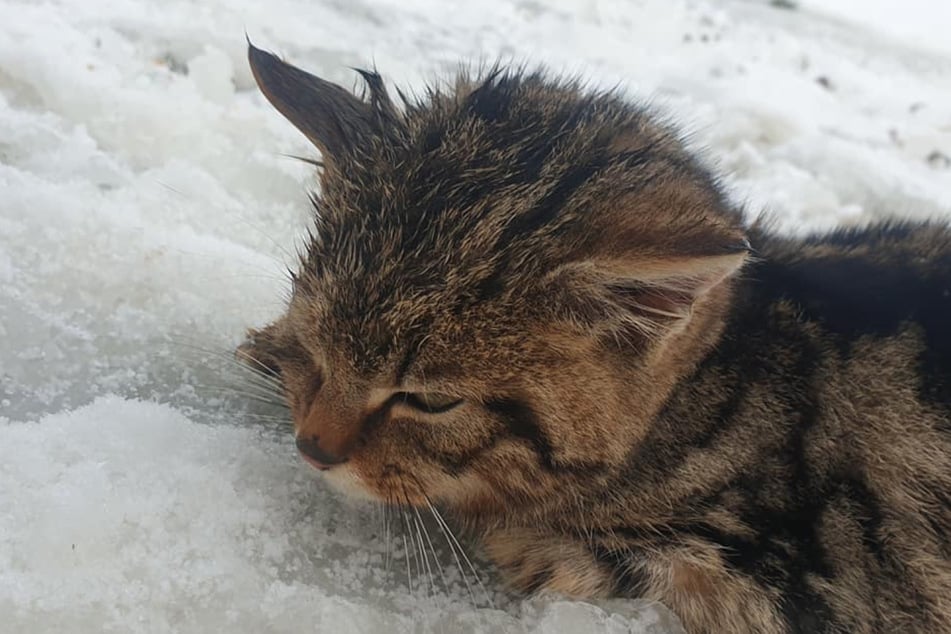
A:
[[1, 0, 949, 632]]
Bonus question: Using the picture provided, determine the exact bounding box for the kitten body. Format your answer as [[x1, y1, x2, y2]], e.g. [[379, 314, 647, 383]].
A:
[[241, 44, 951, 633], [477, 223, 951, 633]]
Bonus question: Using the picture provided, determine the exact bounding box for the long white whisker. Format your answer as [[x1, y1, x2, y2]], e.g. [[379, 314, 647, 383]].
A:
[[166, 340, 285, 395], [400, 501, 426, 597], [166, 337, 278, 378], [238, 413, 292, 423], [206, 371, 283, 395], [400, 515, 415, 594], [234, 348, 283, 383], [234, 373, 284, 394], [427, 499, 494, 608], [427, 501, 475, 606], [194, 386, 287, 408], [233, 365, 284, 391], [193, 382, 285, 404], [411, 509, 436, 599], [383, 502, 391, 572], [413, 506, 450, 595]]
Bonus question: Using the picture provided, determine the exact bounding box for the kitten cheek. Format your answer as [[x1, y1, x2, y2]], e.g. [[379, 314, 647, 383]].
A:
[[427, 470, 496, 510]]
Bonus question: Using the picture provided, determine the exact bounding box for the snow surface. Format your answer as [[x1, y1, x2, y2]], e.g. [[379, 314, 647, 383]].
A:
[[1, 0, 949, 632]]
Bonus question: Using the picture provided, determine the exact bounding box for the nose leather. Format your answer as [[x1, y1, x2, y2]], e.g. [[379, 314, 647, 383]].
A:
[[295, 436, 347, 470], [297, 386, 364, 468]]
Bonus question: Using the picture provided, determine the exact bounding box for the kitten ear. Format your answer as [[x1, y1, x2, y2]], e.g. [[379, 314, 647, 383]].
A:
[[248, 41, 372, 160], [555, 248, 748, 338]]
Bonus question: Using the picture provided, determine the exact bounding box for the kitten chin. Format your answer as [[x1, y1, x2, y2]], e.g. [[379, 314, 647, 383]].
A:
[[318, 464, 380, 503]]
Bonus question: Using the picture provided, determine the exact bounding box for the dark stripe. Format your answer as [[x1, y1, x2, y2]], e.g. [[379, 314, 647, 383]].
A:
[[923, 488, 951, 559], [686, 377, 749, 452], [473, 265, 508, 304], [485, 398, 556, 467], [523, 565, 555, 594], [485, 398, 607, 475], [394, 341, 420, 385], [785, 330, 824, 493], [673, 511, 835, 633], [589, 543, 649, 596], [630, 350, 753, 481], [409, 398, 607, 477], [752, 230, 951, 412], [781, 595, 830, 634], [485, 399, 608, 476], [839, 478, 888, 565], [408, 424, 505, 476], [475, 159, 606, 301], [508, 160, 603, 240]]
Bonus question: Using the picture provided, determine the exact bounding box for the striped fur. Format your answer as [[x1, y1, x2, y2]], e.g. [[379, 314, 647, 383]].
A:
[[241, 44, 951, 633]]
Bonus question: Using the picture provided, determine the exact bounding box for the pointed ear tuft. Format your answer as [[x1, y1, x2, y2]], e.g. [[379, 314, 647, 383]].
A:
[[247, 42, 373, 160]]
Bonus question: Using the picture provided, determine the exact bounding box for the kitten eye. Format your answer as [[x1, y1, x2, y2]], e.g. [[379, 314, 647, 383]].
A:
[[401, 392, 463, 414]]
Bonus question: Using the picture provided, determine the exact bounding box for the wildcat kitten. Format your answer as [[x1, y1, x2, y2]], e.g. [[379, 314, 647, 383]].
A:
[[240, 42, 951, 634]]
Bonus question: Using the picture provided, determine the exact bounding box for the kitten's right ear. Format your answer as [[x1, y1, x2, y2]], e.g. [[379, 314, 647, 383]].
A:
[[248, 41, 372, 160]]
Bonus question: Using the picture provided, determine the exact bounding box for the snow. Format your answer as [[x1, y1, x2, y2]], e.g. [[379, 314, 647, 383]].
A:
[[0, 0, 948, 631]]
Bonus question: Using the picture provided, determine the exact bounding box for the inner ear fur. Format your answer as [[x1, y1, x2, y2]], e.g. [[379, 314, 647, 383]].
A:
[[548, 250, 748, 338], [247, 41, 374, 161]]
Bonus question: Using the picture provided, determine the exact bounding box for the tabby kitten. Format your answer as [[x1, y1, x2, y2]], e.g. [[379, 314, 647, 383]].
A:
[[240, 43, 951, 633]]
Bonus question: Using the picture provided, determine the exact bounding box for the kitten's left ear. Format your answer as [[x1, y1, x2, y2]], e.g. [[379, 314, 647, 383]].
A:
[[552, 245, 749, 338], [248, 41, 373, 160]]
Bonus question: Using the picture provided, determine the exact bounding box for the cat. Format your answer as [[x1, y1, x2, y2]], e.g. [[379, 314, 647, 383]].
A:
[[239, 42, 951, 634]]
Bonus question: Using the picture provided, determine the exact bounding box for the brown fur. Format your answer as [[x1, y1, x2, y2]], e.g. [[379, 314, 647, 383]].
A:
[[240, 43, 951, 633]]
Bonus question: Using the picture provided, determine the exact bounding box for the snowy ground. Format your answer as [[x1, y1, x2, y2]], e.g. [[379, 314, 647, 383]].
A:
[[1, 0, 949, 632]]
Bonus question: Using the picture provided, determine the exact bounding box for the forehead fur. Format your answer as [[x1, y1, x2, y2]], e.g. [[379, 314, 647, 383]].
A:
[[289, 67, 741, 370]]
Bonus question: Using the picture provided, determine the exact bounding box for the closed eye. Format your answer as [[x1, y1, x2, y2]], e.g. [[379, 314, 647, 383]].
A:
[[399, 392, 463, 414]]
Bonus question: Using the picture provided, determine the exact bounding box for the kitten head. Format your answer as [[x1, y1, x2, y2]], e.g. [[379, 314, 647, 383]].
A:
[[241, 43, 748, 517]]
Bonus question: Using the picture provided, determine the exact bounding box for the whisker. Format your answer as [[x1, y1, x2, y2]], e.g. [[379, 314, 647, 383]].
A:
[[163, 337, 271, 373], [400, 517, 415, 594], [216, 367, 283, 391], [190, 382, 279, 399], [231, 356, 283, 382], [397, 480, 434, 598], [413, 506, 451, 595], [193, 386, 288, 408], [400, 505, 424, 596], [230, 368, 285, 395], [383, 501, 391, 572], [165, 335, 243, 357], [194, 380, 285, 403], [238, 380, 286, 400], [411, 507, 437, 599], [426, 500, 476, 606], [425, 496, 494, 608], [239, 413, 292, 423], [234, 347, 283, 383], [165, 341, 284, 391]]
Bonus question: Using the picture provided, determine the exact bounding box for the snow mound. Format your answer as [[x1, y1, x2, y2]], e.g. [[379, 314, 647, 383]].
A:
[[0, 397, 682, 633]]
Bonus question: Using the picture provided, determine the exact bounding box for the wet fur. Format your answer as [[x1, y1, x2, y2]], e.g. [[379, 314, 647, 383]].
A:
[[241, 44, 951, 633]]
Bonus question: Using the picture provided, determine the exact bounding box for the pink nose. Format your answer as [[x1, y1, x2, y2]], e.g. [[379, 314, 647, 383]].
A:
[[295, 436, 347, 471]]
